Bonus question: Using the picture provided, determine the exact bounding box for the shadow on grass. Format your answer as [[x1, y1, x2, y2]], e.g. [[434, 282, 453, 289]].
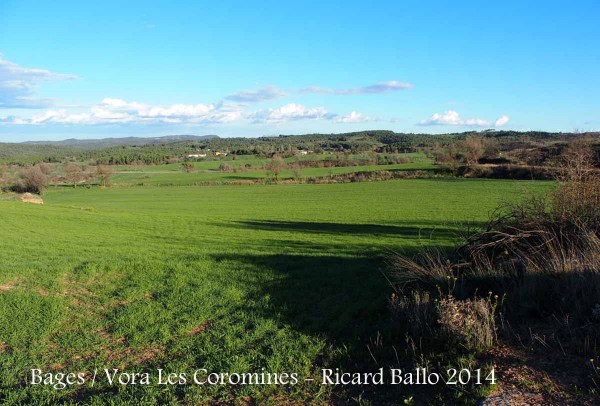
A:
[[210, 218, 486, 340], [213, 252, 389, 340], [220, 175, 263, 180], [207, 250, 450, 403], [224, 219, 484, 240]]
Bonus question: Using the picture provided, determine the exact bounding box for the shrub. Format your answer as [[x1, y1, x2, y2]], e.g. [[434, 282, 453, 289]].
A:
[[96, 165, 114, 186], [437, 295, 497, 352], [459, 164, 555, 180], [390, 290, 438, 339], [36, 162, 53, 175], [389, 291, 497, 353], [13, 166, 47, 194], [218, 163, 232, 172]]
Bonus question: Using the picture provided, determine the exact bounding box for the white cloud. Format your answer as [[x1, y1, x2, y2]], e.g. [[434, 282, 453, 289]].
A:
[[335, 111, 370, 123], [1, 98, 243, 125], [225, 86, 285, 103], [249, 103, 335, 123], [0, 55, 77, 108], [494, 115, 510, 127], [419, 110, 491, 127], [301, 80, 413, 95]]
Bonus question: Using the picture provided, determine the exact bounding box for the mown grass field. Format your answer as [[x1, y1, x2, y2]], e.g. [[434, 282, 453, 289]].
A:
[[0, 179, 552, 404]]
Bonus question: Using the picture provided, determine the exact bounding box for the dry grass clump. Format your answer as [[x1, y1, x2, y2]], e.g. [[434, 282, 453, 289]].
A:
[[437, 295, 497, 352], [389, 290, 497, 353], [387, 247, 456, 289], [390, 290, 438, 339]]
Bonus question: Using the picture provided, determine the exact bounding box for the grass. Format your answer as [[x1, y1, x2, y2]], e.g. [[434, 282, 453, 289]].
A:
[[106, 154, 438, 187], [0, 179, 552, 404], [108, 161, 439, 186]]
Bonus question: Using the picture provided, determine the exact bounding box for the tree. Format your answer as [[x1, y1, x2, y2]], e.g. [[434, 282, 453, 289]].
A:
[[560, 139, 596, 183], [36, 162, 53, 175], [65, 162, 84, 187], [290, 163, 302, 180], [435, 143, 462, 174], [96, 165, 114, 186], [265, 156, 285, 181], [17, 166, 47, 194], [461, 136, 485, 166]]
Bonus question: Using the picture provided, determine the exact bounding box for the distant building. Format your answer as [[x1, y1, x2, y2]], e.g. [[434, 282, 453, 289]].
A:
[[187, 154, 207, 158], [215, 151, 229, 156]]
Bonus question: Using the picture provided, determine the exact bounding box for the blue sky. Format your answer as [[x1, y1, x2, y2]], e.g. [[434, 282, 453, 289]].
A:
[[0, 0, 599, 141]]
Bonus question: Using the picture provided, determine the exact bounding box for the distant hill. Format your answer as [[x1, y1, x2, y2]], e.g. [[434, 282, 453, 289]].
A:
[[22, 134, 219, 149]]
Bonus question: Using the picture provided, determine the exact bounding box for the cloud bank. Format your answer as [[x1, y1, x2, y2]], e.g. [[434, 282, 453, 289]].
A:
[[1, 98, 243, 125], [1, 100, 367, 126]]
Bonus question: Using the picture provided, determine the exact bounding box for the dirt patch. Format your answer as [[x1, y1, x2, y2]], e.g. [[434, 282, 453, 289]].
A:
[[19, 193, 44, 204], [188, 320, 214, 336], [0, 283, 14, 292], [480, 390, 548, 405], [480, 342, 597, 404]]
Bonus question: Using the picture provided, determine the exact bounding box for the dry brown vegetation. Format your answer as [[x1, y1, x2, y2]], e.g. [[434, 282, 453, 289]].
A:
[[265, 156, 285, 180], [95, 165, 114, 186], [10, 165, 49, 194], [388, 140, 600, 402]]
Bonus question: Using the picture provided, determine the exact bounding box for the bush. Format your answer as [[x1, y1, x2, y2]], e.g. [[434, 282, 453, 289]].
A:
[[390, 290, 438, 339], [459, 164, 555, 180], [390, 291, 497, 353], [36, 162, 53, 175], [13, 166, 47, 194], [96, 165, 114, 186], [437, 295, 497, 352]]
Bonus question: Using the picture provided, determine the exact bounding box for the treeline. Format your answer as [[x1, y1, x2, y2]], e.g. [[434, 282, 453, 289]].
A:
[[1, 130, 598, 166], [0, 143, 81, 165]]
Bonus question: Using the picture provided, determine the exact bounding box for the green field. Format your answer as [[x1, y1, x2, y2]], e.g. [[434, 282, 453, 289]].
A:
[[109, 161, 438, 186], [0, 179, 552, 404], [105, 153, 437, 187]]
